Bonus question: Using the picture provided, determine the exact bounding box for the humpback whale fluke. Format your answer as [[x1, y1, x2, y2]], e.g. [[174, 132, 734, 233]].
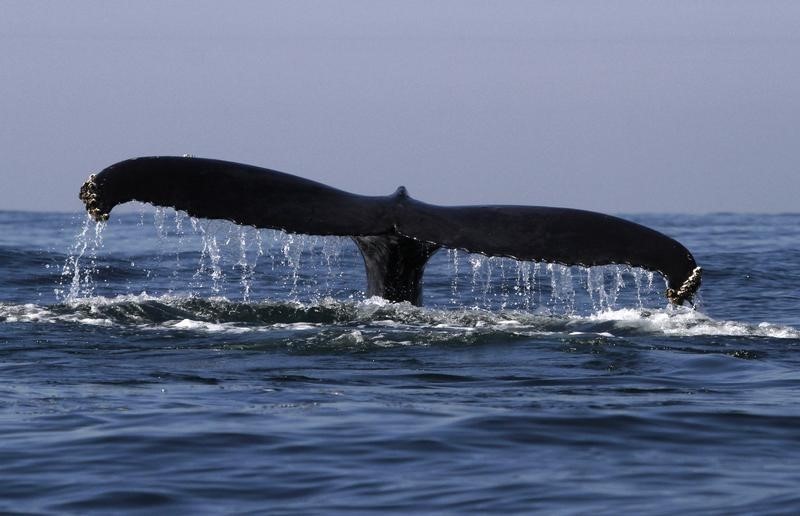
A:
[[79, 156, 702, 306]]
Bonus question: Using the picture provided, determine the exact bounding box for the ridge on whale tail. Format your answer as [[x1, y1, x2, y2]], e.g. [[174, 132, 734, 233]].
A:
[[79, 156, 702, 306]]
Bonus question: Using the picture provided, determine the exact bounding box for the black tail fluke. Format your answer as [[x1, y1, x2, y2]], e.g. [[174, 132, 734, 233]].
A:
[[80, 156, 701, 306]]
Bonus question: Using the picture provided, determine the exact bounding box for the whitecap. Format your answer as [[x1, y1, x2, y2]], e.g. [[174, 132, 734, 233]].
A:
[[584, 307, 799, 339]]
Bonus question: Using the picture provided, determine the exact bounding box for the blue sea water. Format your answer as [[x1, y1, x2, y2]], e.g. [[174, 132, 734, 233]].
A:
[[1, 208, 799, 514]]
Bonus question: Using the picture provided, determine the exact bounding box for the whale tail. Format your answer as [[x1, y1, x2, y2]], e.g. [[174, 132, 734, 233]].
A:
[[80, 156, 701, 306]]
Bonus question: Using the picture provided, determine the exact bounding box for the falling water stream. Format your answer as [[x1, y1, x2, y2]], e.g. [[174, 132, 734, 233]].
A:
[[58, 206, 665, 314]]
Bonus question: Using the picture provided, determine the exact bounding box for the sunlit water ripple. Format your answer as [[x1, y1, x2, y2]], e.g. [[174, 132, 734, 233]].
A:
[[1, 209, 799, 514]]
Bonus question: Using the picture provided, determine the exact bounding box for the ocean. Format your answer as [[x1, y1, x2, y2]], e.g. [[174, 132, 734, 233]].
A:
[[1, 209, 799, 514]]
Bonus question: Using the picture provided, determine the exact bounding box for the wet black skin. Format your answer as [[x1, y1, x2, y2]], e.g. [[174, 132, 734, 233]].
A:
[[80, 156, 701, 305]]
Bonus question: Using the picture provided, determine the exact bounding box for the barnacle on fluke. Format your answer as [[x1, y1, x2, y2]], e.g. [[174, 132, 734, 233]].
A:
[[667, 266, 703, 305], [79, 174, 109, 222]]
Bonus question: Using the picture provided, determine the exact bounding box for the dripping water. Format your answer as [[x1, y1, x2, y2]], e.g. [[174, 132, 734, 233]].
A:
[[57, 215, 106, 302], [60, 207, 666, 312]]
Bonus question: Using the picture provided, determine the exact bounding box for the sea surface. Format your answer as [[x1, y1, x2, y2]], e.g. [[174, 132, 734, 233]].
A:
[[1, 209, 799, 514]]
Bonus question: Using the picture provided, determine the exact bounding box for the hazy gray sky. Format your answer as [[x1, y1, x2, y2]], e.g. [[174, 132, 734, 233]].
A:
[[2, 0, 798, 213]]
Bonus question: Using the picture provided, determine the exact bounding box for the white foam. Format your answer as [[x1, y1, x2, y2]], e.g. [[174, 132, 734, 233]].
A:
[[165, 318, 252, 334], [374, 319, 404, 327], [0, 303, 56, 323], [333, 330, 365, 345], [362, 296, 392, 307], [585, 308, 800, 339], [0, 302, 115, 326], [757, 322, 798, 339], [495, 319, 522, 326], [569, 331, 616, 338], [2, 298, 798, 340], [64, 291, 183, 307], [72, 317, 113, 326], [272, 322, 319, 331]]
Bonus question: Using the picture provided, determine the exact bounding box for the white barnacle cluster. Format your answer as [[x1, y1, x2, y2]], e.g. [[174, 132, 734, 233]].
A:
[[79, 174, 109, 222], [667, 266, 702, 305]]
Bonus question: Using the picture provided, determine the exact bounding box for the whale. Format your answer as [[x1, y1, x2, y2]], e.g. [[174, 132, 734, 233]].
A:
[[79, 156, 702, 306]]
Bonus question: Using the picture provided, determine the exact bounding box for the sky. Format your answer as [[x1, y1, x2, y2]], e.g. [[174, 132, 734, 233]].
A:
[[1, 0, 798, 214]]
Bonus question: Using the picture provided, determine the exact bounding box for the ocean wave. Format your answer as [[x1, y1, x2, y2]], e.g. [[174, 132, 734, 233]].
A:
[[1, 294, 797, 341], [585, 308, 800, 339]]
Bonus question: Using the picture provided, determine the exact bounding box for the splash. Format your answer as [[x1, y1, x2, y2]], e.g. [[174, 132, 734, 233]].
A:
[[56, 214, 106, 302], [4, 294, 799, 341]]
